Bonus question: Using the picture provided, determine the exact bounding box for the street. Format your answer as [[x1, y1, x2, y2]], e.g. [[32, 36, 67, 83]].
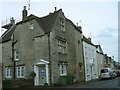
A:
[[66, 77, 120, 88], [2, 77, 120, 90]]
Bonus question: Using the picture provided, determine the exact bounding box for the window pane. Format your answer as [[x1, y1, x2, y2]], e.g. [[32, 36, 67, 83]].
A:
[[17, 66, 25, 78], [6, 68, 9, 76], [60, 65, 67, 76], [6, 67, 12, 78], [17, 67, 20, 76], [58, 40, 66, 54], [21, 66, 24, 76], [61, 65, 64, 74], [15, 50, 19, 60]]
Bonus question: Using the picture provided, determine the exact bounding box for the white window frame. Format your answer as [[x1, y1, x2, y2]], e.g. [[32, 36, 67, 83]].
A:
[[89, 49, 91, 57], [15, 49, 19, 61], [5, 67, 12, 78], [60, 64, 67, 76], [29, 22, 34, 30], [16, 66, 25, 78], [30, 23, 34, 30], [92, 50, 94, 57], [85, 47, 87, 56]]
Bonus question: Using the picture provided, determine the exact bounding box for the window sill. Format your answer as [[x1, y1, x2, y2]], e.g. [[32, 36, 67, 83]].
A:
[[87, 74, 89, 76], [60, 74, 67, 76], [17, 77, 25, 79], [5, 77, 12, 79], [58, 52, 67, 55], [14, 59, 19, 62]]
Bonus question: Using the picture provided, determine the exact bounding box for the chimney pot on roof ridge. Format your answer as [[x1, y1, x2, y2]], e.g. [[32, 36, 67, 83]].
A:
[[10, 17, 15, 25], [22, 6, 28, 21], [24, 6, 26, 10], [88, 37, 91, 42], [76, 22, 78, 26], [55, 7, 57, 12]]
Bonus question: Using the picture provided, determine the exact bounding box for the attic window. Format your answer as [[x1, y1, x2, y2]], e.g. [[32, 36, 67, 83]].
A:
[[29, 22, 34, 30], [59, 18, 65, 32]]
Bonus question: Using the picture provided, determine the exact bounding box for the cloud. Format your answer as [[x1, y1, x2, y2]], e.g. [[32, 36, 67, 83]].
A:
[[96, 27, 118, 39], [94, 27, 118, 61]]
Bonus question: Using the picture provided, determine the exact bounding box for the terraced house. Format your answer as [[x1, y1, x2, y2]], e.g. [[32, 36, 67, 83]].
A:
[[2, 6, 85, 86], [96, 44, 106, 76], [82, 36, 98, 81]]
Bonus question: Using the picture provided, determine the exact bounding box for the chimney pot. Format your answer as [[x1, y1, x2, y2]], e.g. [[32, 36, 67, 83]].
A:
[[76, 23, 78, 26], [24, 6, 26, 10], [22, 6, 28, 21], [55, 7, 57, 12], [88, 37, 91, 42], [10, 17, 15, 25]]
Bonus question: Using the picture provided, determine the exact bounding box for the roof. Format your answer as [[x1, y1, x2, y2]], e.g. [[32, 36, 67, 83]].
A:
[[1, 9, 61, 43], [17, 9, 82, 34], [96, 44, 104, 54], [1, 8, 83, 43], [82, 35, 95, 46], [1, 25, 16, 43], [66, 18, 82, 33], [16, 9, 61, 34]]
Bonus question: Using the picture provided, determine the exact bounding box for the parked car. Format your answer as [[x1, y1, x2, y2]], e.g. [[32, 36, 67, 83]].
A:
[[100, 68, 116, 79], [115, 70, 120, 76], [112, 70, 117, 78]]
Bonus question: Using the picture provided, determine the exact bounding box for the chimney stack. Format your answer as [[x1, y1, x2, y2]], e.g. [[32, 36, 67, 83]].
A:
[[10, 17, 15, 25], [88, 37, 91, 42], [22, 6, 28, 21], [55, 7, 57, 12]]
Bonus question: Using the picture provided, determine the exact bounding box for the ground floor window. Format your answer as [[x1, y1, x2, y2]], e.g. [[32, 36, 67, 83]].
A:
[[16, 66, 25, 78], [60, 64, 67, 76], [5, 67, 12, 78]]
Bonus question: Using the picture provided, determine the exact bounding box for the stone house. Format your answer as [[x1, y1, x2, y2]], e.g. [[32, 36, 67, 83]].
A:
[[2, 6, 85, 86], [0, 38, 2, 89], [82, 36, 98, 81], [96, 44, 106, 76], [104, 54, 114, 69]]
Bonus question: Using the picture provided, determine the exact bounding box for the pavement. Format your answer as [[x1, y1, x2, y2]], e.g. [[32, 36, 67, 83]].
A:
[[55, 79, 100, 88]]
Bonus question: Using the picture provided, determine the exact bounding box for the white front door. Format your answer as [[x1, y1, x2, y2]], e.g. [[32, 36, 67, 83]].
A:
[[38, 64, 46, 85], [34, 59, 49, 86]]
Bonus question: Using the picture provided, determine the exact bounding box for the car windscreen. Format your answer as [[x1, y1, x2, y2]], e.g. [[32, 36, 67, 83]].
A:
[[101, 69, 108, 73]]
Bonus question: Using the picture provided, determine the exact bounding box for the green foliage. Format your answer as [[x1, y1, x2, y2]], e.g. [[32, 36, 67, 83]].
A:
[[29, 71, 36, 78], [3, 80, 12, 89], [59, 75, 73, 85]]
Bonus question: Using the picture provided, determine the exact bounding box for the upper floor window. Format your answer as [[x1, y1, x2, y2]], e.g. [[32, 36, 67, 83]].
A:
[[58, 39, 67, 54], [15, 49, 19, 61], [60, 18, 65, 32], [89, 49, 91, 57], [85, 47, 87, 56], [29, 22, 34, 30], [92, 50, 94, 57], [5, 67, 12, 78], [16, 66, 25, 78]]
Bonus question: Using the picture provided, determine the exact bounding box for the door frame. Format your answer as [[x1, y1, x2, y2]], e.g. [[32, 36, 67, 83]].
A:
[[34, 59, 49, 86]]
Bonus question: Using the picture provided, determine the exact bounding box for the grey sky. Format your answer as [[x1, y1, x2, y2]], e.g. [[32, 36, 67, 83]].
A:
[[0, 1, 118, 61]]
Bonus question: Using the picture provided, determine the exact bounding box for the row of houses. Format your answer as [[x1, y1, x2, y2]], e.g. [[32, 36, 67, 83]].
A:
[[0, 6, 118, 87]]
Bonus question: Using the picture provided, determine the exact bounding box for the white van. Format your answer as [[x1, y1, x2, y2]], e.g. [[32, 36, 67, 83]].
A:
[[100, 68, 115, 79]]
